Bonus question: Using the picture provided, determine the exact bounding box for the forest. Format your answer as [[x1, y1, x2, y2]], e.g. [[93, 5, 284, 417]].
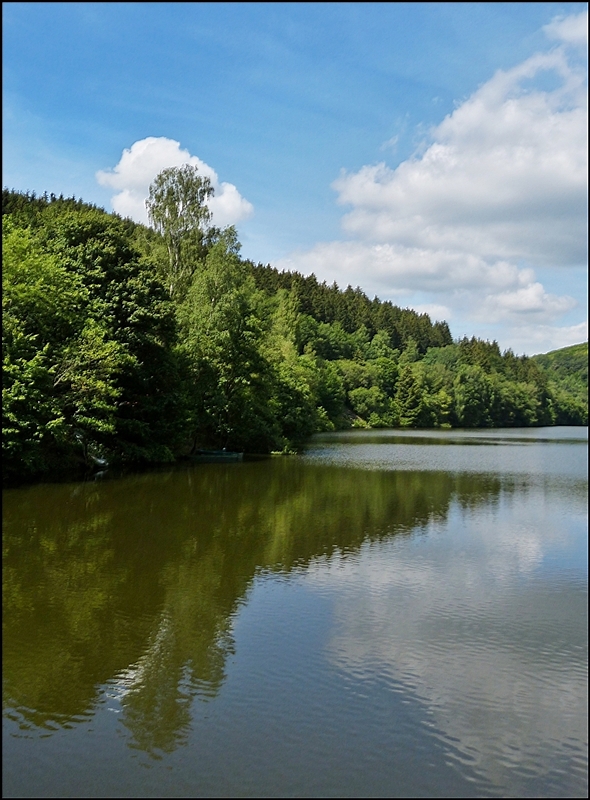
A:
[[3, 168, 588, 485]]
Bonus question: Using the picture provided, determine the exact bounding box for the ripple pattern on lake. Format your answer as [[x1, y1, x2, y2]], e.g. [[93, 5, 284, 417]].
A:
[[303, 426, 588, 478], [3, 427, 588, 798]]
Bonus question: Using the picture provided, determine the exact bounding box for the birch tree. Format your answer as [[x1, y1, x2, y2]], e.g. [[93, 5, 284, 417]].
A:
[[146, 164, 214, 298]]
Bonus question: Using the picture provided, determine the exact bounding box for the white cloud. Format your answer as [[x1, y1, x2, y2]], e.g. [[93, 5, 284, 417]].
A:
[[278, 242, 578, 328], [304, 484, 587, 788], [96, 137, 253, 228], [479, 282, 576, 322], [334, 48, 586, 268], [277, 13, 587, 355], [500, 320, 588, 357], [543, 9, 588, 47], [410, 303, 451, 323]]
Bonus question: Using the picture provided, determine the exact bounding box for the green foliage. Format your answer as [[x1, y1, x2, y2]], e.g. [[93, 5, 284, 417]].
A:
[[3, 197, 190, 482], [453, 365, 494, 427], [2, 217, 87, 345], [533, 342, 588, 382], [2, 186, 586, 484], [3, 220, 90, 479], [296, 316, 367, 361], [395, 365, 425, 427], [349, 386, 393, 427], [549, 386, 588, 425], [246, 261, 453, 350], [2, 318, 67, 481], [532, 342, 588, 418], [39, 207, 188, 461], [178, 230, 280, 452], [146, 165, 217, 299]]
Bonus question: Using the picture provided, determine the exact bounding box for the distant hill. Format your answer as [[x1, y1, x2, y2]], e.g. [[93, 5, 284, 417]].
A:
[[532, 342, 588, 408], [533, 342, 587, 385]]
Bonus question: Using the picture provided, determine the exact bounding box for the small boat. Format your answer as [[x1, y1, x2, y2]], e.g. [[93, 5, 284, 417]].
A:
[[189, 449, 244, 462]]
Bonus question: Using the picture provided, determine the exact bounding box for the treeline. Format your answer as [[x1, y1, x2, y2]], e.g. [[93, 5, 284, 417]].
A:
[[245, 262, 453, 351], [2, 184, 587, 484], [532, 342, 587, 408]]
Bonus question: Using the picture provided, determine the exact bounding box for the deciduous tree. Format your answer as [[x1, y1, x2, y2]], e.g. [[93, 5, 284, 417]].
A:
[[146, 164, 215, 298]]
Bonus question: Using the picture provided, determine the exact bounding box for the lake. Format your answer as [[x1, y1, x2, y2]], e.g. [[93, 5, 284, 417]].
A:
[[3, 427, 588, 798]]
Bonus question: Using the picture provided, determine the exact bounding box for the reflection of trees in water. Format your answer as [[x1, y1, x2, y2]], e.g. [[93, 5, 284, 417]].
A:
[[117, 546, 237, 755], [3, 461, 507, 753]]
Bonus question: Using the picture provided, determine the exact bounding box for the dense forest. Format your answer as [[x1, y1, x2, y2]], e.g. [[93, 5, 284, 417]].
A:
[[3, 173, 588, 485]]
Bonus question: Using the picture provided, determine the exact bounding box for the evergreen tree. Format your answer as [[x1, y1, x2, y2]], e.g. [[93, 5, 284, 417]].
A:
[[395, 365, 423, 427]]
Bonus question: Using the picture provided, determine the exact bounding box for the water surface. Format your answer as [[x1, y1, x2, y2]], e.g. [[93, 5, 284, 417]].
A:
[[3, 428, 587, 797]]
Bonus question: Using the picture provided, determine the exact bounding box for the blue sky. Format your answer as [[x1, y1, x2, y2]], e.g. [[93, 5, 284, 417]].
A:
[[3, 2, 587, 355]]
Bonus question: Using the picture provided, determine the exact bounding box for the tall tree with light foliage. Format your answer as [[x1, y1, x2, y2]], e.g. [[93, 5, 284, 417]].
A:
[[146, 164, 214, 298]]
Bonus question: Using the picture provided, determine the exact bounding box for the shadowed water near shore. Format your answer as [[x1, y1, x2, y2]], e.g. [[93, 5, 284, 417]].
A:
[[3, 428, 588, 798]]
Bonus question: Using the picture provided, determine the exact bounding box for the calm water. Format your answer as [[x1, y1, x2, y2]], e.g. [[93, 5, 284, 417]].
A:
[[3, 428, 587, 798]]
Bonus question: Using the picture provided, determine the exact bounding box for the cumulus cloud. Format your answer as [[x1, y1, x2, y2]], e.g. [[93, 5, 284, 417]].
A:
[[334, 49, 586, 269], [277, 12, 587, 354], [96, 137, 253, 228], [543, 9, 588, 47]]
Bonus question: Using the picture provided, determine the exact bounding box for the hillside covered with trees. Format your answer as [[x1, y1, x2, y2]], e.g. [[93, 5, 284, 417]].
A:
[[532, 342, 588, 409], [3, 173, 588, 485]]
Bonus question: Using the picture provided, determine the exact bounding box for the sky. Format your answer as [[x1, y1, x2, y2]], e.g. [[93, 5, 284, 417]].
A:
[[3, 2, 587, 355]]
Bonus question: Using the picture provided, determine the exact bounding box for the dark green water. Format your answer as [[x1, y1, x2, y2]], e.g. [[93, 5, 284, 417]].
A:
[[3, 428, 588, 798]]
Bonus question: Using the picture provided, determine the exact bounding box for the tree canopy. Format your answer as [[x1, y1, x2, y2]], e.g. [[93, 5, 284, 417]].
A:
[[3, 185, 587, 485], [145, 164, 215, 298]]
